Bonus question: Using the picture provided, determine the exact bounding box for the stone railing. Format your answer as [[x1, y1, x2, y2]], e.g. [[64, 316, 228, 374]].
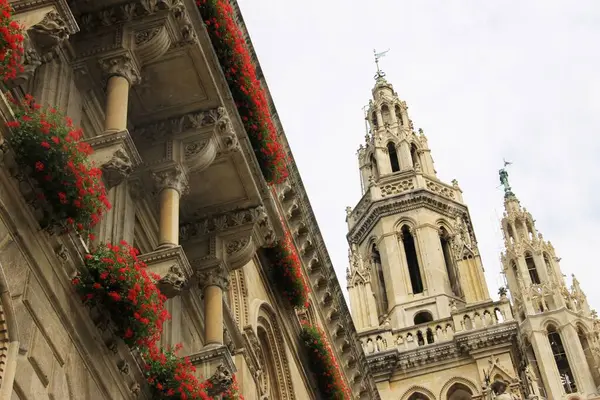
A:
[[451, 298, 514, 333]]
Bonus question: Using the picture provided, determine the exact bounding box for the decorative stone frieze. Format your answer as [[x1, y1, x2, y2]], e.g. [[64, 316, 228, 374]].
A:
[[133, 107, 219, 142], [137, 245, 193, 298]]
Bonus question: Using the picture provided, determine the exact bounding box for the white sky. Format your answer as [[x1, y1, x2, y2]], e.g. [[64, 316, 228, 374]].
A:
[[237, 1, 600, 311]]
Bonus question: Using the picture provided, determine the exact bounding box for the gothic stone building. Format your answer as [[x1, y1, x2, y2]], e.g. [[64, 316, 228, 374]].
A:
[[345, 71, 600, 400], [0, 0, 380, 399]]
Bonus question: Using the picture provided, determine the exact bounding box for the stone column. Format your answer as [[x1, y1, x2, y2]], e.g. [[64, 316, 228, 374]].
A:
[[152, 166, 188, 249], [198, 266, 230, 346], [398, 141, 412, 171], [561, 324, 597, 393]]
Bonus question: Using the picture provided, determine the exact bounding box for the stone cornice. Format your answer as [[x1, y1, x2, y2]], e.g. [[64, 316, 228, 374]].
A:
[[225, 1, 380, 398], [348, 190, 469, 244]]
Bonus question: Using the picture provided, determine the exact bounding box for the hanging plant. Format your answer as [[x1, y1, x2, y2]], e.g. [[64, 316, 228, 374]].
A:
[[0, 0, 24, 81], [196, 0, 288, 184], [6, 95, 111, 236], [141, 343, 212, 399], [72, 241, 170, 347], [265, 231, 310, 308], [222, 374, 243, 400], [300, 323, 351, 400]]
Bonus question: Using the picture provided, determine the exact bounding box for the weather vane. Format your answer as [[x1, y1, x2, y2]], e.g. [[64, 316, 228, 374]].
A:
[[374, 48, 389, 80]]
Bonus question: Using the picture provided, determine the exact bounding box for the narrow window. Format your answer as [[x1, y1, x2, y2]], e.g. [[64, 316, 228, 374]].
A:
[[440, 228, 461, 297], [387, 142, 400, 172], [381, 104, 391, 125], [371, 112, 378, 130], [543, 253, 553, 274], [395, 104, 404, 125], [401, 225, 424, 294], [426, 328, 435, 344], [370, 155, 379, 181], [371, 244, 388, 318], [416, 331, 425, 346], [578, 327, 600, 387], [548, 325, 577, 393], [525, 253, 540, 284]]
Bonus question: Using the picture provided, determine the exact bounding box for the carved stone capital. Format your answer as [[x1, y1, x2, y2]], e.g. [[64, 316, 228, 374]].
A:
[[99, 53, 141, 86], [152, 166, 189, 195], [206, 364, 234, 397], [197, 265, 230, 291]]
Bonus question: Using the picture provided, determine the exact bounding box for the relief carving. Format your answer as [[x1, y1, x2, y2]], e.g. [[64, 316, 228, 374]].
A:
[[157, 264, 187, 298], [197, 265, 230, 291], [134, 27, 160, 45], [226, 238, 249, 255], [101, 148, 133, 189], [206, 364, 233, 397], [98, 53, 141, 85], [152, 166, 189, 195], [215, 107, 240, 153], [29, 11, 69, 55], [133, 108, 219, 142]]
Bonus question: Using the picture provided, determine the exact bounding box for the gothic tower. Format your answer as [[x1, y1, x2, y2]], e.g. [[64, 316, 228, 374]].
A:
[[499, 169, 600, 398], [346, 62, 521, 398]]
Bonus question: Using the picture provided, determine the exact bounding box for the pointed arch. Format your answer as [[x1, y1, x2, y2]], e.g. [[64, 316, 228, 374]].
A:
[[524, 252, 540, 284], [395, 104, 404, 125], [576, 323, 600, 386], [370, 243, 388, 318], [439, 377, 478, 400], [369, 154, 379, 181], [400, 385, 436, 400], [547, 323, 577, 393], [400, 225, 424, 294], [387, 142, 400, 172], [381, 103, 391, 125], [255, 303, 296, 399], [410, 142, 421, 170]]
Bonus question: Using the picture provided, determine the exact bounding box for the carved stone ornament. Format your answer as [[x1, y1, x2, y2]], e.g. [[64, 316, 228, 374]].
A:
[[206, 364, 233, 397], [133, 108, 219, 142], [98, 53, 141, 85], [215, 107, 240, 153], [226, 238, 249, 255], [197, 265, 230, 291], [29, 11, 69, 55], [135, 27, 160, 45], [152, 166, 189, 195], [101, 148, 133, 189], [157, 264, 187, 298]]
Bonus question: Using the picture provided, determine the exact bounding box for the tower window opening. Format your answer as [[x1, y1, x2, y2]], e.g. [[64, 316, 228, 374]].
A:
[[507, 224, 515, 245], [381, 104, 391, 125], [578, 326, 600, 387], [439, 228, 462, 298], [371, 112, 378, 130], [543, 253, 553, 274], [387, 142, 400, 172], [413, 311, 433, 325], [410, 144, 420, 170], [371, 244, 388, 319], [525, 253, 540, 284], [547, 325, 577, 393], [447, 383, 474, 400], [426, 328, 435, 344], [395, 104, 404, 126], [401, 225, 424, 294], [494, 308, 504, 323], [527, 221, 535, 241], [370, 155, 379, 181], [416, 330, 425, 346]]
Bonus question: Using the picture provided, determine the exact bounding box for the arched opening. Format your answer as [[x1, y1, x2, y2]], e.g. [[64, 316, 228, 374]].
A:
[[369, 154, 379, 181], [577, 326, 600, 387], [439, 227, 462, 298], [426, 328, 435, 344], [401, 225, 423, 294], [543, 253, 553, 274], [447, 383, 473, 400], [371, 112, 378, 130], [395, 104, 404, 125], [506, 224, 515, 245], [257, 327, 279, 399], [371, 244, 388, 319], [410, 144, 420, 170], [381, 104, 391, 125], [526, 221, 535, 241], [494, 308, 504, 323], [523, 339, 545, 398], [547, 325, 577, 393], [387, 142, 400, 172], [408, 393, 430, 400], [414, 311, 433, 325], [511, 261, 518, 279], [463, 315, 473, 330], [416, 330, 425, 346], [525, 253, 540, 284]]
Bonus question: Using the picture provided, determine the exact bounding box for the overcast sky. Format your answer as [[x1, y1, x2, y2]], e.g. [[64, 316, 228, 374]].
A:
[[237, 1, 600, 311]]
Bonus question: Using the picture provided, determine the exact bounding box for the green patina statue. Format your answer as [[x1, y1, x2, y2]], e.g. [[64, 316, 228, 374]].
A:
[[499, 167, 514, 199]]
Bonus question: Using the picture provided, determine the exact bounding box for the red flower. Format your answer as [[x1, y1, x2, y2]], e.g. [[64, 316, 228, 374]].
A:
[[34, 161, 44, 171]]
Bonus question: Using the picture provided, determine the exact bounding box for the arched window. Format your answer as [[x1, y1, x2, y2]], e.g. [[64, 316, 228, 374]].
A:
[[526, 221, 535, 241], [371, 244, 388, 318], [371, 112, 378, 130], [408, 393, 430, 400], [414, 311, 433, 325], [387, 142, 400, 172], [410, 144, 420, 169], [506, 224, 515, 245], [463, 315, 473, 330], [395, 104, 404, 125], [401, 225, 424, 294], [381, 104, 391, 125], [447, 383, 473, 400], [577, 326, 600, 387], [370, 154, 379, 181], [511, 261, 518, 278], [525, 253, 540, 284], [416, 330, 425, 346], [439, 227, 462, 297], [547, 325, 577, 393], [426, 328, 435, 344], [258, 327, 279, 399], [543, 253, 553, 273]]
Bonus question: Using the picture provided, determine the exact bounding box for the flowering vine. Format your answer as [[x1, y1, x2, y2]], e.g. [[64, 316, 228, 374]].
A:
[[196, 0, 288, 184], [6, 94, 110, 236], [265, 230, 310, 308], [300, 323, 351, 400], [72, 241, 170, 347], [0, 0, 24, 81], [222, 374, 243, 400]]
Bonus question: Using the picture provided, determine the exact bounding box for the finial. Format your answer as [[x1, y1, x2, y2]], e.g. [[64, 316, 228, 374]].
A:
[[498, 159, 515, 199], [373, 48, 389, 80]]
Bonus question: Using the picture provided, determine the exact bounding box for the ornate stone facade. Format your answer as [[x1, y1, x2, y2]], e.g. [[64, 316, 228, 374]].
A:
[[0, 0, 378, 399], [346, 68, 600, 400]]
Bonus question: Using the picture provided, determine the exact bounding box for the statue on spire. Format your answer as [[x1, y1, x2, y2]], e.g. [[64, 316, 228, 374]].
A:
[[373, 48, 389, 80], [499, 159, 515, 199]]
